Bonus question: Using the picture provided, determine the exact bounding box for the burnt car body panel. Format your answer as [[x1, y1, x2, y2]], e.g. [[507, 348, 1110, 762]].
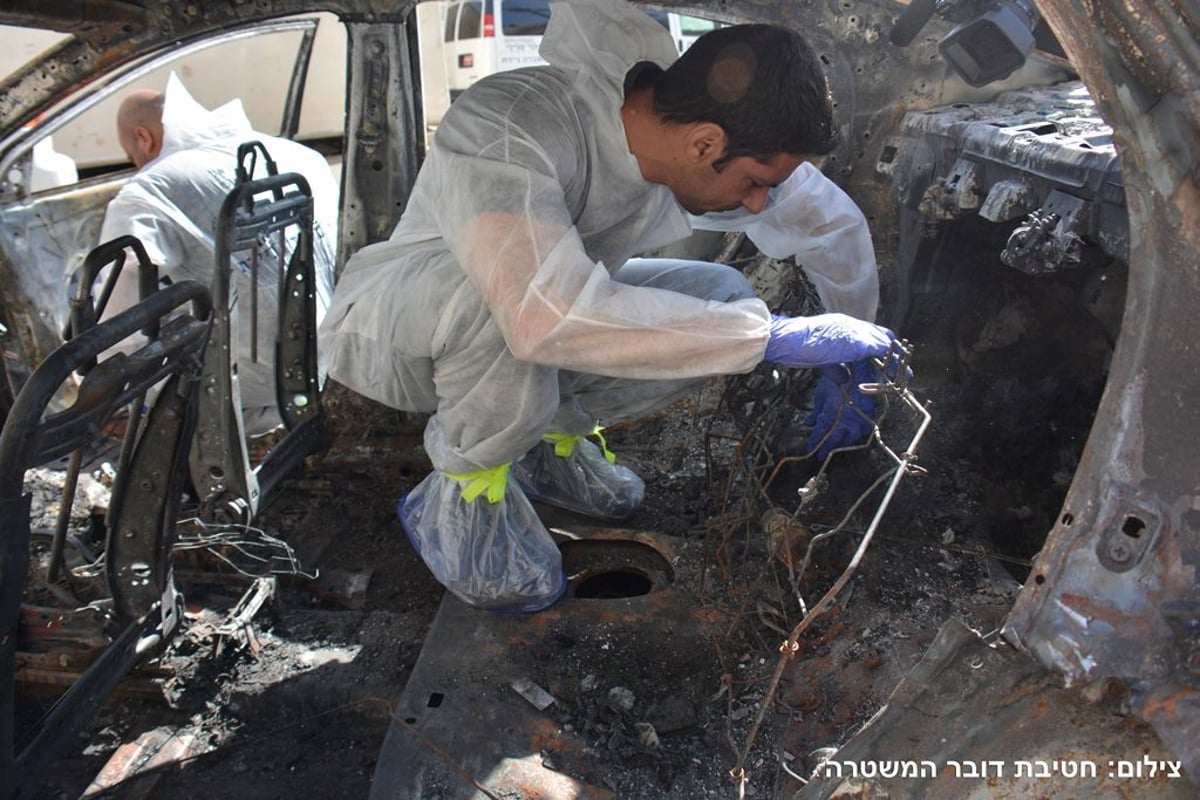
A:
[[0, 0, 1196, 791], [998, 0, 1200, 780]]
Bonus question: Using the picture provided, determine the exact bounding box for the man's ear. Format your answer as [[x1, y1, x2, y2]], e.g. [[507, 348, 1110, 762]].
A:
[[684, 122, 728, 165], [135, 125, 161, 162]]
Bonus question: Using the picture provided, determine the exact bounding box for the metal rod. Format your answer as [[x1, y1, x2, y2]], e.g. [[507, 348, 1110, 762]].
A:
[[45, 449, 83, 583], [250, 243, 260, 363]]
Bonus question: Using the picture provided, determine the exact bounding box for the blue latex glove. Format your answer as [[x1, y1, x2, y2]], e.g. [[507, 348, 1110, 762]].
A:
[[764, 314, 895, 368], [805, 360, 879, 461]]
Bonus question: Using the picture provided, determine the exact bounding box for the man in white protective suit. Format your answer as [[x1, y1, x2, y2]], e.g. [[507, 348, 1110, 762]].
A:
[[321, 0, 899, 612], [97, 73, 339, 435]]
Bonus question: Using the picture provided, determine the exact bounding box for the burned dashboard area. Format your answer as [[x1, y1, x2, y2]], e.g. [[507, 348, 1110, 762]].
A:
[[882, 80, 1126, 303]]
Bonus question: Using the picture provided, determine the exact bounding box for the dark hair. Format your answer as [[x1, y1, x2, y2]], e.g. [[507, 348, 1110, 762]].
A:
[[650, 24, 838, 166]]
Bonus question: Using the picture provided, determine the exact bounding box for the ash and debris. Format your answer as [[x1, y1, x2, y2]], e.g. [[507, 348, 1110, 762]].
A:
[[25, 465, 111, 532]]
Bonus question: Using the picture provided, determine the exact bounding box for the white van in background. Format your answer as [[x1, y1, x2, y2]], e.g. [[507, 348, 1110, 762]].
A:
[[442, 0, 547, 100], [439, 0, 722, 101]]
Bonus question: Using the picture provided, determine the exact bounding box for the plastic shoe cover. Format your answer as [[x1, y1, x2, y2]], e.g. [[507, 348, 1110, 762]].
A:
[[512, 438, 645, 520], [398, 472, 566, 613]]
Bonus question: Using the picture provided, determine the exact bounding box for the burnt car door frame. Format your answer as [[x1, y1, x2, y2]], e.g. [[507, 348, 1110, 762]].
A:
[[0, 15, 321, 409]]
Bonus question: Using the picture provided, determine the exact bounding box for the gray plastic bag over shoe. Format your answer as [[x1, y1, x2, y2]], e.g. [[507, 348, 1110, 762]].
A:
[[512, 436, 645, 520], [398, 470, 566, 612]]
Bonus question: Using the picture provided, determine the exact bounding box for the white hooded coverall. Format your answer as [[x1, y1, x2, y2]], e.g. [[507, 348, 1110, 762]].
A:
[[320, 0, 878, 609], [98, 73, 339, 434]]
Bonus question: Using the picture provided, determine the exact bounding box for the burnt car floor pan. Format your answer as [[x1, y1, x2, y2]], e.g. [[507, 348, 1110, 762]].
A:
[[369, 527, 725, 800]]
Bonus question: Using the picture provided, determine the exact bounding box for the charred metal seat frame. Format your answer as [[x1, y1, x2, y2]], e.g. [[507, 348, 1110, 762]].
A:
[[188, 140, 329, 523], [0, 256, 212, 800]]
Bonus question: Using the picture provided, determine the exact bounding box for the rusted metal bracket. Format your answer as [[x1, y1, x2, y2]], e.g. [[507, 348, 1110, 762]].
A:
[[1002, 189, 1095, 274]]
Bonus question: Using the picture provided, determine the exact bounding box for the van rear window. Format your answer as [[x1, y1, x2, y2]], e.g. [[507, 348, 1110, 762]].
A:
[[458, 0, 483, 38], [443, 3, 461, 41], [502, 0, 551, 35]]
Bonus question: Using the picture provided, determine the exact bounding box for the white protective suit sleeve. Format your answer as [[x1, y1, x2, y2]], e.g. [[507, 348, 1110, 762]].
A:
[[691, 162, 880, 322], [432, 138, 771, 382]]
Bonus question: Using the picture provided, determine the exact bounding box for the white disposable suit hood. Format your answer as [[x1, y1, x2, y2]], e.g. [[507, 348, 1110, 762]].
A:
[[159, 72, 255, 160], [538, 0, 679, 92]]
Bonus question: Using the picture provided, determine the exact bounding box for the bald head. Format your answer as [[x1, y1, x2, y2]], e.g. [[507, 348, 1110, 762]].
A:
[[117, 89, 165, 168]]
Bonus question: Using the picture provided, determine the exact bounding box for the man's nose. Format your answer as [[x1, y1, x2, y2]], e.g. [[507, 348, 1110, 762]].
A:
[[742, 187, 769, 214]]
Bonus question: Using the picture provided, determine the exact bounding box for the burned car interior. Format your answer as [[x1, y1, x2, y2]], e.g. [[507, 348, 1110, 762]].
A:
[[0, 0, 1197, 798]]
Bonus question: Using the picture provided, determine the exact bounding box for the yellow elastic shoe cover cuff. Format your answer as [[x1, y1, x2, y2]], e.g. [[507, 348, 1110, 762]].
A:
[[543, 424, 616, 463], [444, 463, 510, 504]]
